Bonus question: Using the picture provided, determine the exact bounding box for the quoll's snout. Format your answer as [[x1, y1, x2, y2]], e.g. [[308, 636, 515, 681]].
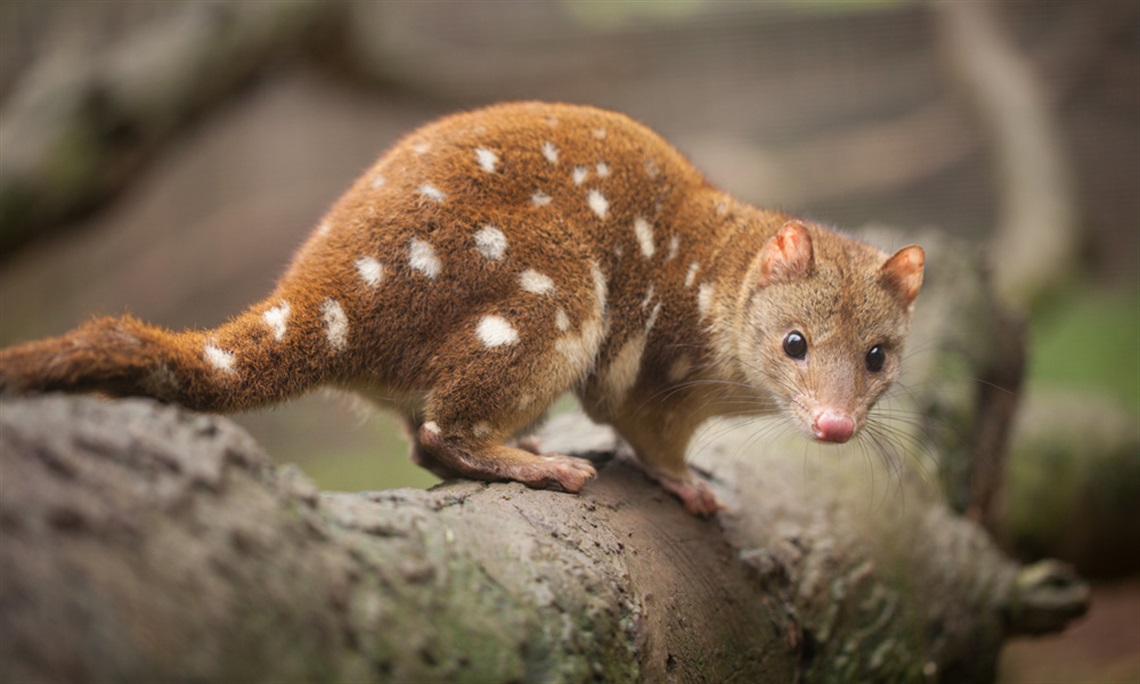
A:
[[812, 409, 855, 444]]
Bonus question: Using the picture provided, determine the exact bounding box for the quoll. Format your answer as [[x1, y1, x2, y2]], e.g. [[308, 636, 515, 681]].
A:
[[0, 102, 924, 515]]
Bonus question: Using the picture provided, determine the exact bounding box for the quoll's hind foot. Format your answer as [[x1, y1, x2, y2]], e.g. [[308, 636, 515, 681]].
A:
[[651, 470, 722, 517], [417, 423, 596, 493]]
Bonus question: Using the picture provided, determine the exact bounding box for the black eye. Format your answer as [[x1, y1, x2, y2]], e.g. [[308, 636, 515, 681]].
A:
[[783, 331, 807, 360], [866, 345, 886, 372]]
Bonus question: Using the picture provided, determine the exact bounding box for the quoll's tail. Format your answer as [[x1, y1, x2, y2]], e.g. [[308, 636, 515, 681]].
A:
[[0, 292, 344, 412]]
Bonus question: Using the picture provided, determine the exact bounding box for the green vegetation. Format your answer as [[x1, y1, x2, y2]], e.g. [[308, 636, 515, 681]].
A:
[[1026, 283, 1140, 410]]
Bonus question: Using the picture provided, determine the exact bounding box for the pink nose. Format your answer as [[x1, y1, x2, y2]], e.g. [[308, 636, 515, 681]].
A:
[[812, 410, 855, 443]]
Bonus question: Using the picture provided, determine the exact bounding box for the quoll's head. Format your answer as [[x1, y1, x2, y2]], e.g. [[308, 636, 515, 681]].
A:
[[738, 220, 925, 444]]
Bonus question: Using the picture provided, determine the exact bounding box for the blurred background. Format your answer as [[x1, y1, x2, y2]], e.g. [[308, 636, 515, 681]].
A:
[[0, 1, 1136, 680]]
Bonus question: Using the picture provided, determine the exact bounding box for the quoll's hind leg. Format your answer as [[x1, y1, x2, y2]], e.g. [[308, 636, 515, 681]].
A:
[[402, 418, 463, 481], [417, 423, 595, 492], [412, 319, 599, 493]]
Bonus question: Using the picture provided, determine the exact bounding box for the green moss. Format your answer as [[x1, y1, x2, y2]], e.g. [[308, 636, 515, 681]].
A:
[[1027, 283, 1140, 410]]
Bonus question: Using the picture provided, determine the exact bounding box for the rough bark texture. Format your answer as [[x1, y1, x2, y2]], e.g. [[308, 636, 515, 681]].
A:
[[0, 395, 1087, 684], [0, 396, 770, 683]]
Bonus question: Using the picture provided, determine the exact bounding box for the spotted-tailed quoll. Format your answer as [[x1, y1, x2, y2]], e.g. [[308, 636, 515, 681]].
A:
[[0, 102, 925, 516]]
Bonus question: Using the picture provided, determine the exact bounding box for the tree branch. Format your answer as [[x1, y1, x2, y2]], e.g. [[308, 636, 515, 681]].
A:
[[933, 0, 1081, 308], [0, 395, 1088, 683]]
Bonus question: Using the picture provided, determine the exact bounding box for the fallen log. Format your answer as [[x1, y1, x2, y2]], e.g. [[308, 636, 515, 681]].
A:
[[0, 393, 1086, 683]]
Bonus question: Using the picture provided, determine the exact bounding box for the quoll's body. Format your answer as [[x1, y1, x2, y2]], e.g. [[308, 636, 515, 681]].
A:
[[0, 102, 923, 515]]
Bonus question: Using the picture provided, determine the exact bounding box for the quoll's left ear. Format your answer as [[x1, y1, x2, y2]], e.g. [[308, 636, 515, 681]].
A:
[[880, 245, 925, 306], [757, 220, 815, 286]]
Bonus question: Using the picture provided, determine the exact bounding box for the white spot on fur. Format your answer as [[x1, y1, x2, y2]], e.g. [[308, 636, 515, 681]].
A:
[[716, 199, 729, 216], [572, 166, 588, 185], [475, 147, 498, 173], [321, 299, 349, 352], [423, 421, 441, 435], [204, 343, 236, 374], [555, 308, 570, 332], [595, 162, 611, 178], [600, 335, 647, 409], [474, 225, 507, 260], [531, 191, 553, 207], [316, 222, 331, 237], [593, 128, 607, 140], [587, 189, 608, 219], [684, 261, 699, 288], [697, 283, 715, 317], [542, 141, 559, 164], [646, 301, 662, 332], [417, 184, 446, 202], [409, 238, 441, 279], [633, 217, 655, 258], [355, 256, 383, 287], [641, 284, 656, 310], [472, 422, 494, 439], [645, 160, 659, 179], [614, 244, 624, 259], [262, 302, 291, 341], [412, 142, 429, 155], [370, 174, 385, 189], [555, 317, 603, 376], [668, 356, 692, 382], [477, 315, 519, 347], [519, 269, 555, 295], [590, 260, 608, 316], [666, 235, 680, 261]]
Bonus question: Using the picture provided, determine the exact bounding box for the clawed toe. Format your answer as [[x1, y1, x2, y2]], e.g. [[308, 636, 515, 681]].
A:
[[540, 453, 597, 492], [654, 471, 721, 517]]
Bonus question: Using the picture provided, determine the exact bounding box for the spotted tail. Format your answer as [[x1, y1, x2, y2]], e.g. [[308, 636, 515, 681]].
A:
[[0, 292, 348, 412]]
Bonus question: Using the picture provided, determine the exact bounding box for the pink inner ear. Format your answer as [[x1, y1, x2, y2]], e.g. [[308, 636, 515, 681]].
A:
[[881, 245, 925, 304], [759, 221, 815, 285]]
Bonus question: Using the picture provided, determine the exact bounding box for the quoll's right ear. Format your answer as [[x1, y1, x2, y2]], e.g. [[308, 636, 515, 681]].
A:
[[757, 220, 815, 286], [880, 245, 925, 306]]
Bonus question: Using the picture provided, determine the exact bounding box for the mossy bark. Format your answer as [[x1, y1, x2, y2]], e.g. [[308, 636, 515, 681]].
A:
[[0, 393, 1084, 684]]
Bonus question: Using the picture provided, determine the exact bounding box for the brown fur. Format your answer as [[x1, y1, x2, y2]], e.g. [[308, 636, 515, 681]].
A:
[[0, 102, 923, 515]]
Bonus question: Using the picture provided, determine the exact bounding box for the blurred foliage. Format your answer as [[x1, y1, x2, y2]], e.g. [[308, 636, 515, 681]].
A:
[[1002, 278, 1140, 578], [1026, 283, 1140, 410], [300, 429, 439, 493], [561, 0, 706, 29], [1004, 389, 1139, 578], [561, 0, 915, 30]]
